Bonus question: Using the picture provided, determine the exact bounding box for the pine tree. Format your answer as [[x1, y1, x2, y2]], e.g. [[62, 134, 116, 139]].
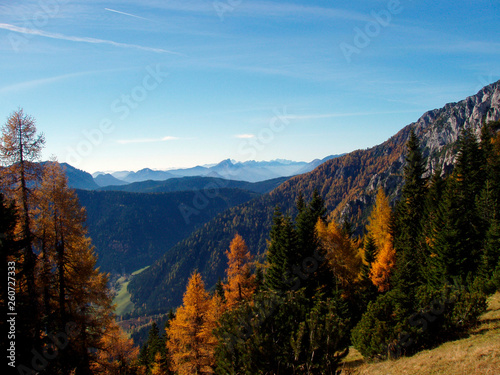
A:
[[477, 121, 500, 282], [295, 190, 330, 296], [392, 128, 427, 293], [479, 218, 500, 282], [265, 207, 299, 292], [139, 322, 164, 373], [223, 234, 255, 309], [214, 278, 225, 301], [361, 234, 377, 280], [167, 271, 217, 374], [431, 129, 486, 285], [290, 293, 350, 374], [421, 168, 446, 287], [151, 352, 167, 375]]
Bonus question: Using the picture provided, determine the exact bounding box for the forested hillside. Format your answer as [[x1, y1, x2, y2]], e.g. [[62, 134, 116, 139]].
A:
[[97, 175, 289, 194], [76, 188, 260, 274], [129, 81, 500, 314], [138, 121, 500, 373]]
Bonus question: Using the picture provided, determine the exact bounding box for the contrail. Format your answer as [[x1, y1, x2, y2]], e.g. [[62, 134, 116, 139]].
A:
[[0, 23, 183, 55], [105, 8, 151, 21]]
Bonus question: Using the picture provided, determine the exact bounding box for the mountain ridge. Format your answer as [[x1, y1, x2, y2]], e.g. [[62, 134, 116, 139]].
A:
[[128, 80, 500, 315], [97, 175, 289, 194], [92, 157, 341, 185]]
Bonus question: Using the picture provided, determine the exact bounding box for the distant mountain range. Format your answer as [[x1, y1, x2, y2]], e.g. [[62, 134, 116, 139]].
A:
[[91, 157, 341, 185], [56, 157, 342, 191], [127, 81, 500, 315]]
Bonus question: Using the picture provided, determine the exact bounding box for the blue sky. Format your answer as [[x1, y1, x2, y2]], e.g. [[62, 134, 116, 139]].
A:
[[1, 0, 499, 173]]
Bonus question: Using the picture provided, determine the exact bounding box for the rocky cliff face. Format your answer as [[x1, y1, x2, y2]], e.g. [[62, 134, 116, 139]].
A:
[[415, 80, 500, 173], [339, 80, 500, 221]]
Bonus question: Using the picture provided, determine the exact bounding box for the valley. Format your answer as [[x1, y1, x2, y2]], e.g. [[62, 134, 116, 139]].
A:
[[3, 2, 499, 373]]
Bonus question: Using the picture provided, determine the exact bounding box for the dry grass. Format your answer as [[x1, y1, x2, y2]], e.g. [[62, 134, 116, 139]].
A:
[[340, 292, 500, 375]]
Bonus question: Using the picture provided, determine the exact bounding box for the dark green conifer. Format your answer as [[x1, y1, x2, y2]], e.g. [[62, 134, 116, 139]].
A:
[[139, 321, 166, 373], [265, 207, 299, 292], [392, 128, 427, 293], [361, 234, 377, 280], [215, 277, 226, 302], [295, 190, 330, 296], [431, 129, 486, 285], [421, 168, 445, 287]]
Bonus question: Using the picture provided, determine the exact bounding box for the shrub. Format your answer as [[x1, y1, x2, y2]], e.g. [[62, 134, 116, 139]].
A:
[[351, 289, 411, 359]]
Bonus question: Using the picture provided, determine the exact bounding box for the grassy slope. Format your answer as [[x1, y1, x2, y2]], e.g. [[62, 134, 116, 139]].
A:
[[114, 267, 150, 316], [114, 278, 134, 316], [340, 292, 500, 375]]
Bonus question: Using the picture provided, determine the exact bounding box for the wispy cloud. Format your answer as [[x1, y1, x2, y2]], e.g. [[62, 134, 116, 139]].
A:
[[0, 71, 101, 95], [234, 134, 255, 139], [116, 136, 179, 145], [105, 8, 151, 21], [0, 23, 183, 55]]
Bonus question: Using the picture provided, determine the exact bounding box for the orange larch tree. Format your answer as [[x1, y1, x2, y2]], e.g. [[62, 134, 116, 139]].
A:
[[223, 234, 255, 309], [92, 321, 139, 375], [366, 188, 395, 292], [0, 109, 45, 354], [33, 161, 117, 373], [166, 271, 218, 374], [316, 219, 362, 290]]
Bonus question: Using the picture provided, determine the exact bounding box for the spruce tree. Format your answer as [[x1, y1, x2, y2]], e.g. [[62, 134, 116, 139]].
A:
[[295, 190, 330, 296], [392, 128, 427, 293], [431, 129, 486, 285], [140, 322, 163, 372], [265, 207, 299, 292], [421, 168, 446, 287], [477, 121, 500, 281], [361, 234, 377, 280]]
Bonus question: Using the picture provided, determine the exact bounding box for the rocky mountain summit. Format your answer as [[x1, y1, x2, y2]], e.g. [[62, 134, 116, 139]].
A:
[[340, 80, 500, 220]]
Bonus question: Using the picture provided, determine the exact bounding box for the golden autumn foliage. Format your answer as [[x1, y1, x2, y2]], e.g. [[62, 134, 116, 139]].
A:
[[150, 352, 165, 375], [92, 321, 139, 374], [167, 271, 220, 374], [223, 234, 255, 309], [34, 161, 119, 370], [369, 241, 396, 292], [366, 188, 392, 250], [316, 219, 362, 289], [366, 188, 395, 292]]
